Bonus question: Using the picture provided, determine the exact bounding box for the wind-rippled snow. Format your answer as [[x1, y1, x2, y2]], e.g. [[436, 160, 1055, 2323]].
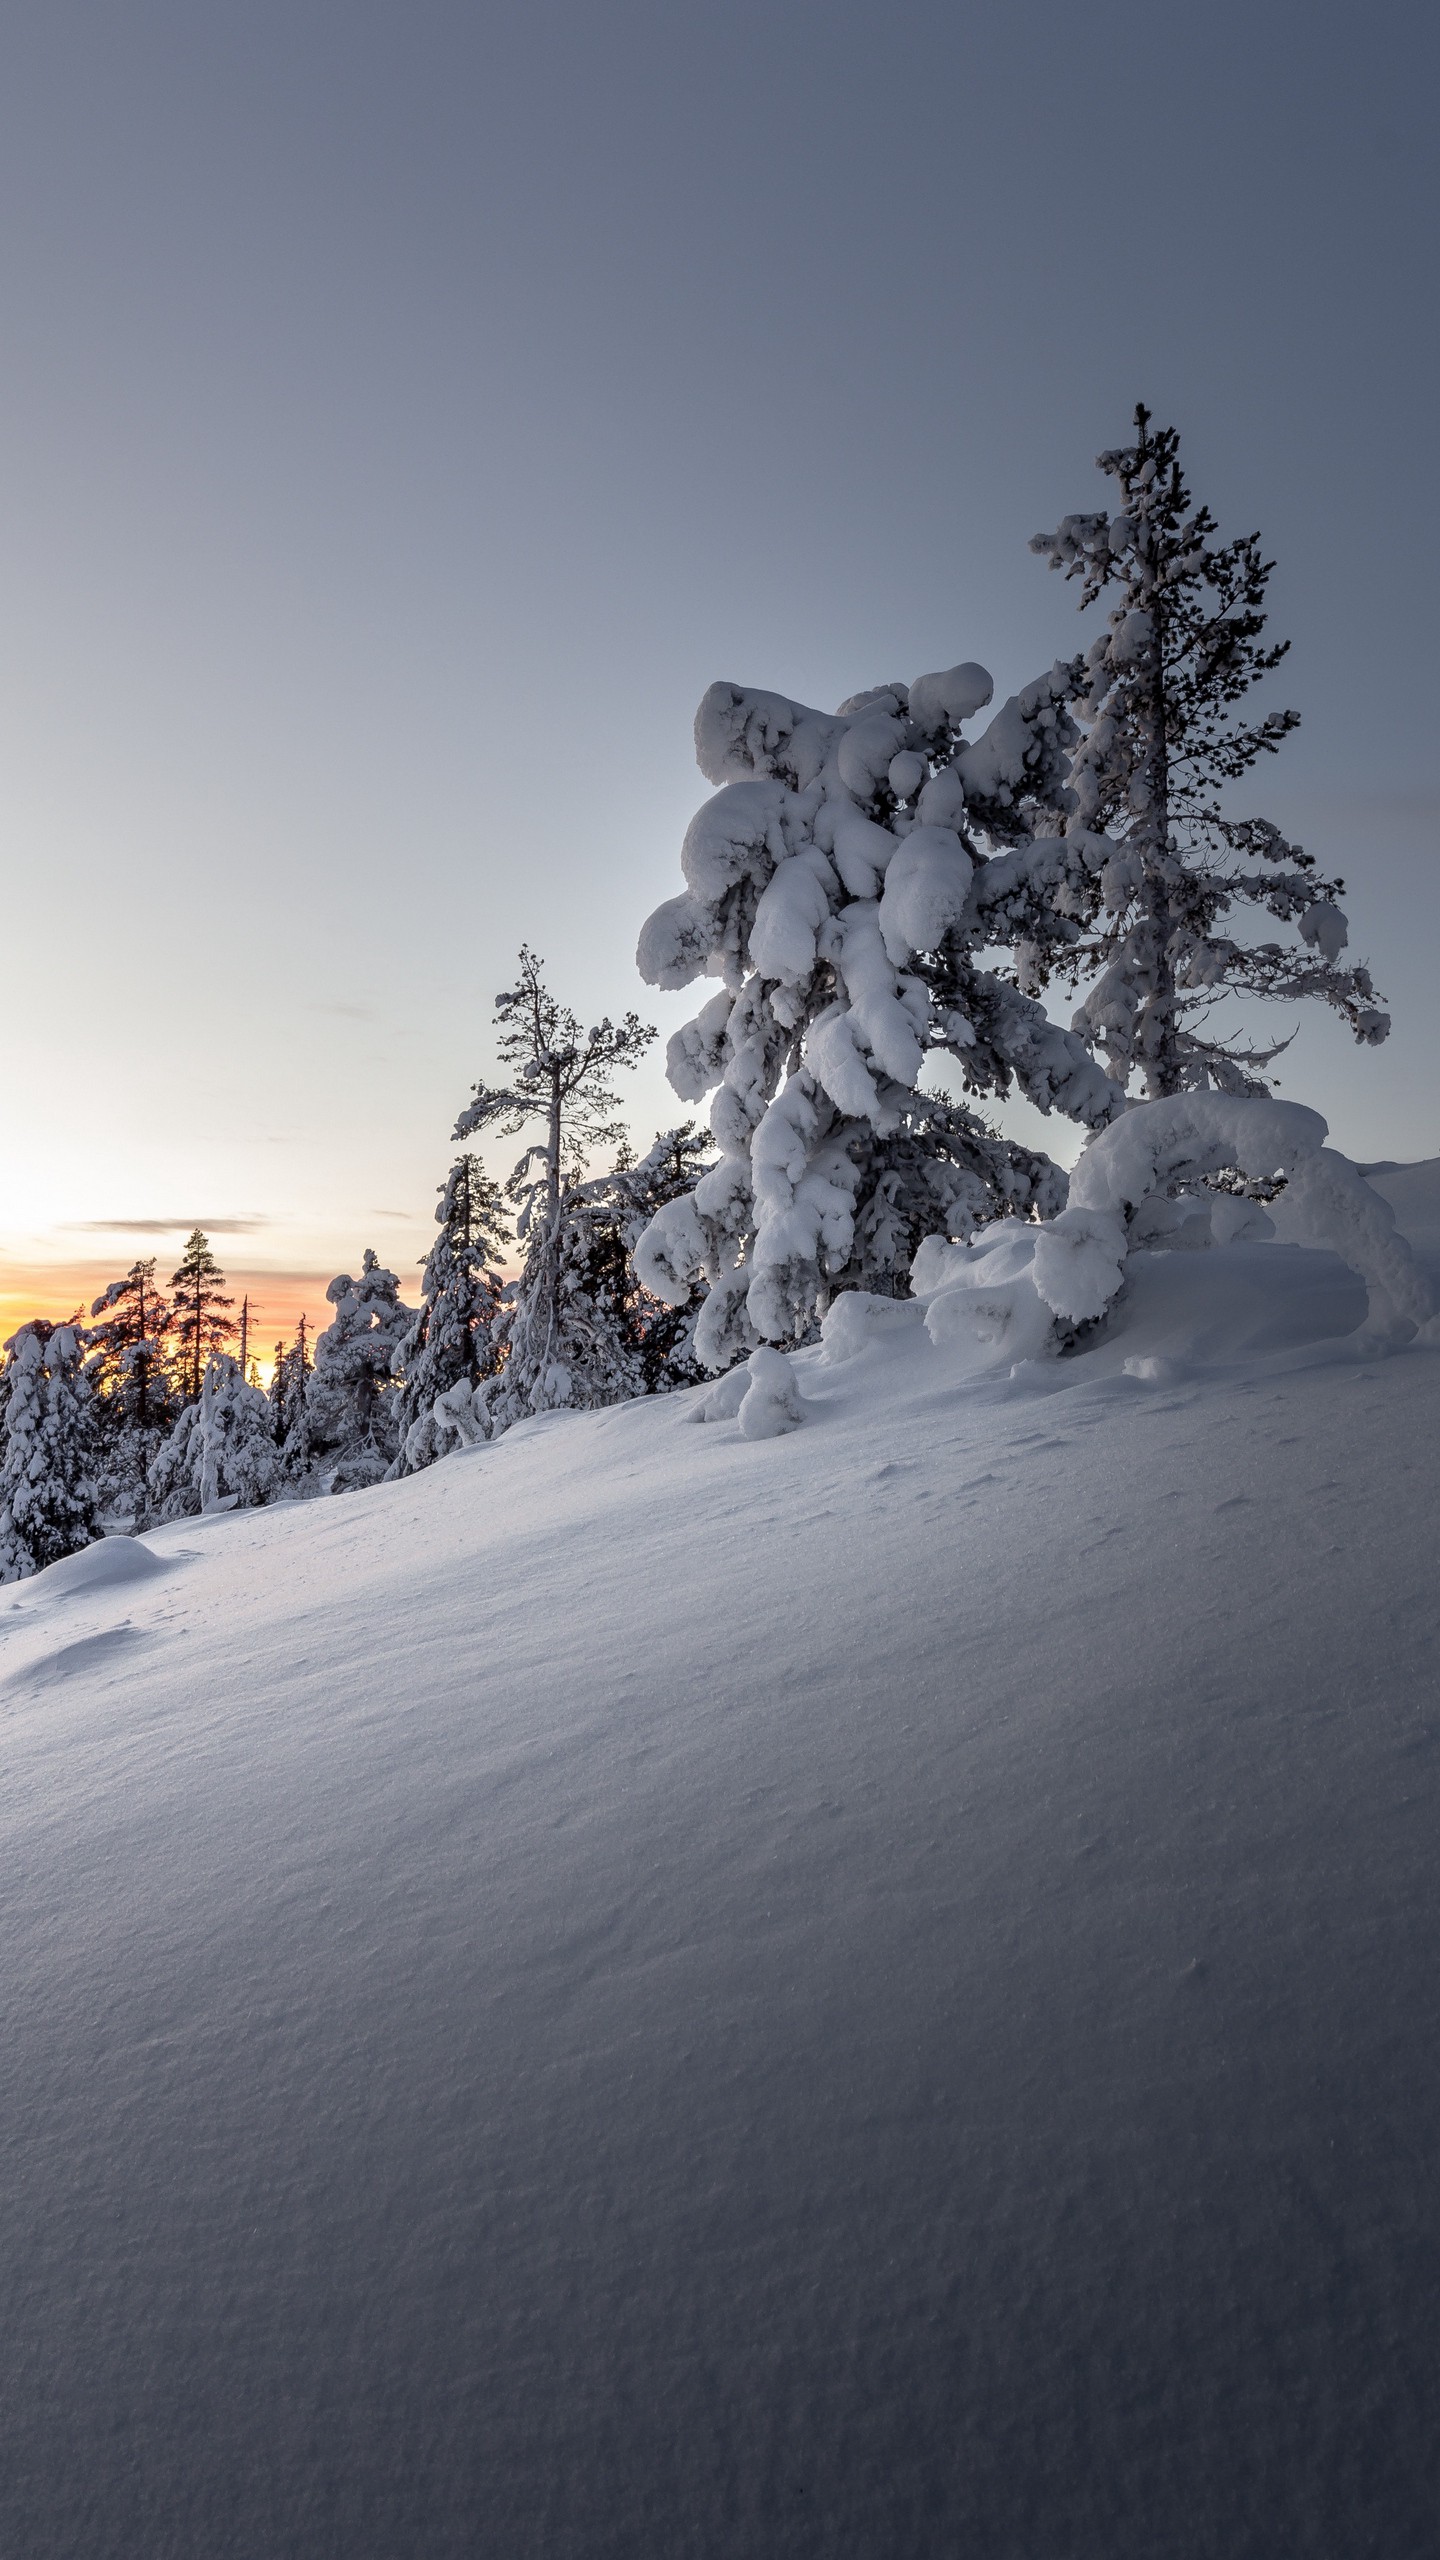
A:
[[2, 1168, 1438, 2558]]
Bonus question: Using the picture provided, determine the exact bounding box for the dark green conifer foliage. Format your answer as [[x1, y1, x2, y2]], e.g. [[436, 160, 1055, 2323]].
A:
[[87, 1257, 177, 1518], [169, 1230, 235, 1405]]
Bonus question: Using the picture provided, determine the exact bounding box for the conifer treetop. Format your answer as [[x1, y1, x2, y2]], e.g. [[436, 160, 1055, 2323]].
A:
[[1030, 405, 1389, 1097], [453, 946, 655, 1217], [168, 1229, 235, 1406]]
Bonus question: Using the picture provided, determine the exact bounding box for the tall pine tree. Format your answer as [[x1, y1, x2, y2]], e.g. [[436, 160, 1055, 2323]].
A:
[[1031, 406, 1390, 1097], [169, 1229, 235, 1405], [454, 949, 654, 1426], [390, 1154, 510, 1476], [86, 1258, 176, 1522], [271, 1313, 314, 1484]]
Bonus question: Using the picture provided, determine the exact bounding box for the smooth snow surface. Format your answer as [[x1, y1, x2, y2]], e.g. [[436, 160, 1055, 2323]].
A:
[[3, 1168, 1439, 2558]]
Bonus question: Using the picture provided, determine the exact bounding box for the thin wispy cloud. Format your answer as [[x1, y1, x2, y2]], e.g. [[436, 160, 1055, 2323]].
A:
[[63, 1216, 274, 1235]]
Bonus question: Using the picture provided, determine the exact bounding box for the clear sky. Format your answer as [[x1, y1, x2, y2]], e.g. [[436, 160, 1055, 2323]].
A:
[[2, 0, 1436, 1335]]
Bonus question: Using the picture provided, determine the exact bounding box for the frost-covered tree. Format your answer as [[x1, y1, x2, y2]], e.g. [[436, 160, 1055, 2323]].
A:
[[169, 1229, 235, 1406], [308, 1251, 413, 1490], [843, 1094, 1067, 1298], [389, 1155, 510, 1477], [524, 1126, 720, 1407], [271, 1314, 314, 1485], [150, 1353, 280, 1520], [471, 1180, 647, 1437], [631, 665, 1120, 1367], [602, 1125, 717, 1390], [1031, 406, 1390, 1096], [0, 1322, 100, 1582], [86, 1258, 177, 1523], [453, 949, 655, 1426]]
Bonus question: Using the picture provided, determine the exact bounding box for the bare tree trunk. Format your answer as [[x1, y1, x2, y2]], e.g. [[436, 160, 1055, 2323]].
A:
[[1135, 488, 1179, 1099]]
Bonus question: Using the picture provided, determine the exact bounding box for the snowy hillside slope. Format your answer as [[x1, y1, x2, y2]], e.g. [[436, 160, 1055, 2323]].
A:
[[3, 1166, 1438, 2559]]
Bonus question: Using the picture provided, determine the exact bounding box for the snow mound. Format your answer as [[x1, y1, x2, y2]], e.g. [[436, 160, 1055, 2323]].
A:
[[910, 1105, 1436, 1372], [20, 1531, 172, 1601], [1, 1164, 1439, 2556]]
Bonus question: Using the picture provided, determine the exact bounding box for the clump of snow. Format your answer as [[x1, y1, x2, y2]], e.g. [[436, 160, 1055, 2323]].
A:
[[1067, 1092, 1328, 1223], [1029, 1204, 1129, 1324], [817, 1290, 924, 1365], [735, 1344, 806, 1440], [687, 1363, 752, 1424], [1273, 1149, 1434, 1341], [906, 661, 994, 736], [910, 1221, 1060, 1370]]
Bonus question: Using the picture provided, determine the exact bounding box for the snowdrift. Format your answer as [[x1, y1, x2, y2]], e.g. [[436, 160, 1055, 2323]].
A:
[[3, 1164, 1439, 2558]]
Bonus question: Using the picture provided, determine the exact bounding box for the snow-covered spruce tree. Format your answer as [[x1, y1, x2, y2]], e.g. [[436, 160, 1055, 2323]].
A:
[[452, 948, 655, 1431], [1030, 406, 1389, 1097], [150, 1353, 280, 1520], [0, 1322, 101, 1582], [540, 1125, 720, 1403], [389, 1154, 510, 1476], [632, 666, 1120, 1367], [169, 1229, 235, 1406], [308, 1252, 414, 1491], [86, 1258, 177, 1524], [604, 1124, 717, 1389], [270, 1314, 314, 1485], [844, 1092, 1067, 1295]]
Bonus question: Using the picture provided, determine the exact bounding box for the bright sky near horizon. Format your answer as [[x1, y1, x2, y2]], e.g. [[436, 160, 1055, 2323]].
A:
[[2, 0, 1436, 1333]]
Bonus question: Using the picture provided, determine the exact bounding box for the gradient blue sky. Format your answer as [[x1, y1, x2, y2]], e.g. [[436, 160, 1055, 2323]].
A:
[[2, 0, 1436, 1305]]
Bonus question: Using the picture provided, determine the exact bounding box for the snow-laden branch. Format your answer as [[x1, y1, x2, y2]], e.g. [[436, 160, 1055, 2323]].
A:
[[909, 1095, 1435, 1370]]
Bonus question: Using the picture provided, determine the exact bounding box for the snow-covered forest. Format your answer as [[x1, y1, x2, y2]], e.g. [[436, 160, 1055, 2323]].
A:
[[2, 415, 1422, 1581]]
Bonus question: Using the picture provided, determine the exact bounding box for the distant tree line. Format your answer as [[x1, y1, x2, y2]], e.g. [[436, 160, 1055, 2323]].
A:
[[0, 950, 713, 1577]]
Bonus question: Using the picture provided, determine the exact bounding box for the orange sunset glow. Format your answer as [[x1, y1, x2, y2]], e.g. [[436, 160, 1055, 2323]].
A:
[[0, 1262, 336, 1384]]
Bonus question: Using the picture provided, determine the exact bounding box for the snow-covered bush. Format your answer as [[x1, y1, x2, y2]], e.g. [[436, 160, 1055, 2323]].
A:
[[1032, 408, 1390, 1096], [150, 1354, 282, 1519], [632, 663, 1121, 1367], [0, 1323, 100, 1582]]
